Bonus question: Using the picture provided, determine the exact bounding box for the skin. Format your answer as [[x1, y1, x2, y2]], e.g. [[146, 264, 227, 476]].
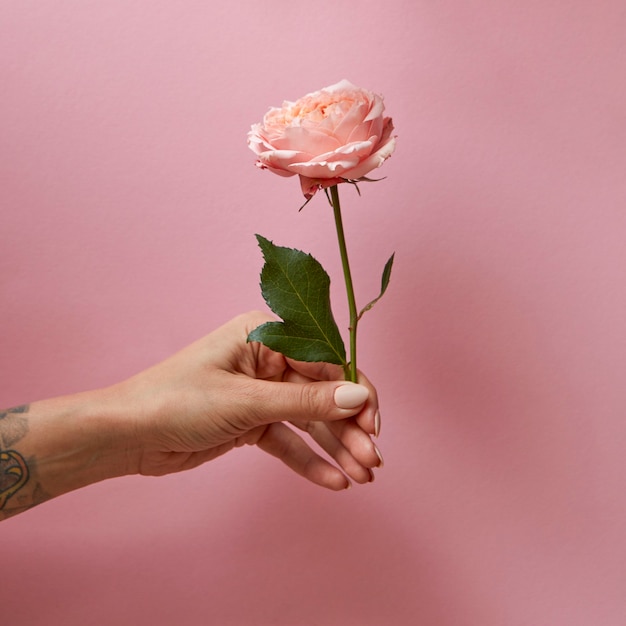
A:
[[0, 311, 382, 521]]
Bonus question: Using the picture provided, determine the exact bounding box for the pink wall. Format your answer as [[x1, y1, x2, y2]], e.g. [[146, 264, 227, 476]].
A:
[[2, 1, 626, 624]]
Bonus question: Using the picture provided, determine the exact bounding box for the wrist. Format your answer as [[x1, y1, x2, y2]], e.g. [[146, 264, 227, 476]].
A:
[[5, 387, 138, 514], [45, 386, 139, 484]]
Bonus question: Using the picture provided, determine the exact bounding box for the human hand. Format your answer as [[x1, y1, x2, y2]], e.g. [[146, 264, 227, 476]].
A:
[[115, 311, 383, 490]]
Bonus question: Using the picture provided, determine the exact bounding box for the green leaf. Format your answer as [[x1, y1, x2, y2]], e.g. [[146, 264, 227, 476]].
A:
[[247, 235, 347, 365], [358, 253, 395, 320]]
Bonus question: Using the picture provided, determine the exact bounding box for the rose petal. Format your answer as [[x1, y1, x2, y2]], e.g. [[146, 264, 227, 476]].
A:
[[332, 101, 369, 142], [327, 139, 374, 160], [323, 79, 361, 94], [257, 162, 295, 177], [340, 134, 396, 180], [258, 149, 311, 174], [287, 159, 358, 179], [247, 126, 275, 155], [273, 126, 341, 156], [364, 95, 385, 122], [342, 118, 372, 144], [299, 175, 344, 199]]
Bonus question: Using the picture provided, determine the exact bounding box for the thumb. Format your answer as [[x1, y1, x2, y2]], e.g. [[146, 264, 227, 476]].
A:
[[249, 380, 370, 426]]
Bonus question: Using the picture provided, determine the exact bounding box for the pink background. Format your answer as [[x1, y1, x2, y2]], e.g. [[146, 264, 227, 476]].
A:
[[2, 1, 626, 624]]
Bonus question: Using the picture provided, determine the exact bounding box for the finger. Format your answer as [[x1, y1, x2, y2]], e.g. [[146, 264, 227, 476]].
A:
[[256, 422, 350, 491], [353, 370, 380, 437], [353, 403, 379, 438], [291, 420, 374, 484], [292, 415, 383, 472], [283, 367, 381, 438], [324, 418, 384, 469], [284, 358, 347, 382], [281, 369, 315, 385], [238, 377, 371, 427]]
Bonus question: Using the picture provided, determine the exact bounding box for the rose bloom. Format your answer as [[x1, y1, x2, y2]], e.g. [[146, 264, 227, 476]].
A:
[[248, 80, 396, 199]]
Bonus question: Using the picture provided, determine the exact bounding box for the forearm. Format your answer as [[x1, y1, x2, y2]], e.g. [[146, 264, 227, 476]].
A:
[[0, 388, 136, 521]]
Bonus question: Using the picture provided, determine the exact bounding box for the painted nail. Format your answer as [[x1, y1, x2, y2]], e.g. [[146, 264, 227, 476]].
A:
[[374, 445, 384, 468], [374, 410, 381, 438], [334, 383, 369, 409]]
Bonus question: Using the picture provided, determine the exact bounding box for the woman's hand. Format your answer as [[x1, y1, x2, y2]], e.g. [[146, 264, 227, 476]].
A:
[[118, 311, 383, 490]]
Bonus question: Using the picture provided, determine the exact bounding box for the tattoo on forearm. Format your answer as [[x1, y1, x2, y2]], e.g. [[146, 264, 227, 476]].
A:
[[0, 404, 30, 418], [0, 404, 29, 447], [0, 405, 31, 513], [0, 449, 29, 509]]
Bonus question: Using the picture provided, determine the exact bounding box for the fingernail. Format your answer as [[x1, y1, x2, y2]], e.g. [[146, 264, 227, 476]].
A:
[[368, 469, 376, 483], [374, 410, 381, 438], [374, 445, 384, 468], [334, 383, 369, 409], [344, 481, 352, 490]]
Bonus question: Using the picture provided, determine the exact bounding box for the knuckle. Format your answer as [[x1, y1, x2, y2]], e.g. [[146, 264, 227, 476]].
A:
[[299, 382, 326, 419]]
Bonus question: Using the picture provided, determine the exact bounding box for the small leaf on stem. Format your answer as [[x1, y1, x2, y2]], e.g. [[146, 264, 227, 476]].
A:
[[358, 253, 395, 320]]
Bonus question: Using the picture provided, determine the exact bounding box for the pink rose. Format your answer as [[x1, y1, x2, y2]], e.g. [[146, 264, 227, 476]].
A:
[[248, 79, 396, 199]]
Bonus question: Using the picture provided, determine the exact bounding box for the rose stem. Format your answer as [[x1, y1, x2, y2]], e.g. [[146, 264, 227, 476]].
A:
[[330, 184, 358, 383]]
